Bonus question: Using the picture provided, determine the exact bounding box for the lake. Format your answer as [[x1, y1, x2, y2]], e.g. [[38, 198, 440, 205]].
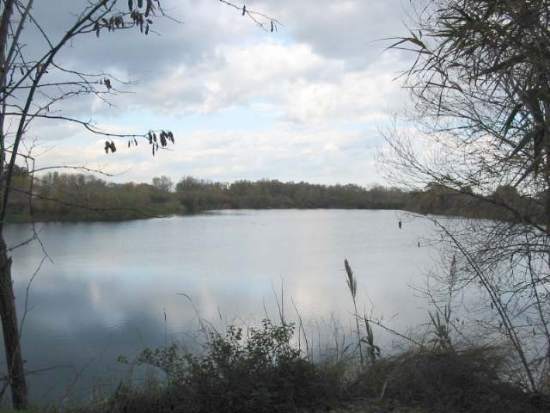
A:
[[4, 209, 441, 403]]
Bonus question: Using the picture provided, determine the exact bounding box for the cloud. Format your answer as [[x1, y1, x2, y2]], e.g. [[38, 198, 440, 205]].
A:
[[281, 50, 407, 124], [26, 0, 412, 115], [19, 0, 415, 185], [138, 41, 341, 112], [117, 39, 407, 125], [33, 124, 386, 186], [30, 0, 262, 77], [255, 0, 411, 65]]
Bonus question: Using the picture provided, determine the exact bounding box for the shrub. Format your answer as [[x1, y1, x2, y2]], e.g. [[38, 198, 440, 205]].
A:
[[354, 346, 549, 412], [130, 320, 337, 413]]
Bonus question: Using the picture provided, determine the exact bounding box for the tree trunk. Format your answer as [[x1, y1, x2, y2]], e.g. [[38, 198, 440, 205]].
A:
[[546, 150, 550, 237], [0, 235, 27, 409], [0, 1, 27, 408]]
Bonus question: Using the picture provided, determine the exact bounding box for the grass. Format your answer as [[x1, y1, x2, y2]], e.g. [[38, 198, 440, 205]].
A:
[[30, 342, 550, 413], [12, 323, 541, 413], [3, 329, 550, 413]]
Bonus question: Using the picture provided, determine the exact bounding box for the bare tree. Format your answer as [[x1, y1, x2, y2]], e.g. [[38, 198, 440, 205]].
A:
[[0, 0, 278, 408], [386, 0, 550, 392]]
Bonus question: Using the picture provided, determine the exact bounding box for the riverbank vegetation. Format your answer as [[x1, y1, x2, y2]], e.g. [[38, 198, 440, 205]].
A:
[[9, 343, 549, 412], [6, 168, 545, 223], [66, 330, 549, 413]]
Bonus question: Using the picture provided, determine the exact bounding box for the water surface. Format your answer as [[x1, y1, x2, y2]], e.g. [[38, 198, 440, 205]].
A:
[[4, 209, 439, 402]]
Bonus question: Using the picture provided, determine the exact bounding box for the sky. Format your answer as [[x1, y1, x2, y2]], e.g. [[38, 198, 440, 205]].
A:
[[25, 0, 415, 186]]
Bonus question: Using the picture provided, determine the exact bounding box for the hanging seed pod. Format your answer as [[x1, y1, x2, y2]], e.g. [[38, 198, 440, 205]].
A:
[[104, 140, 117, 154], [134, 138, 138, 146], [242, 5, 246, 16], [145, 24, 149, 35], [128, 0, 133, 11], [95, 22, 100, 37], [148, 131, 153, 144]]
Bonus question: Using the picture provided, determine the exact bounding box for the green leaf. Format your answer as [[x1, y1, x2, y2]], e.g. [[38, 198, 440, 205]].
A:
[[407, 36, 426, 48]]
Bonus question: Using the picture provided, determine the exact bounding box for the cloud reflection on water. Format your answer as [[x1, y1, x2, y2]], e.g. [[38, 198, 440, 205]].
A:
[[5, 210, 436, 402]]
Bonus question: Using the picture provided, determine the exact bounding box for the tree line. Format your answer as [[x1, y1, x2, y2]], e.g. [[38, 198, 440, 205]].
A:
[[5, 168, 543, 223]]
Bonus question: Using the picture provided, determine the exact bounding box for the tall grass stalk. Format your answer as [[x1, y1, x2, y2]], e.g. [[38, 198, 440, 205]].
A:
[[344, 259, 364, 365]]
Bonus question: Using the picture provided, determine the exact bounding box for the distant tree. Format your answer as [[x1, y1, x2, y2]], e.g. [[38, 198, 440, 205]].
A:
[[176, 177, 211, 192], [152, 176, 174, 192]]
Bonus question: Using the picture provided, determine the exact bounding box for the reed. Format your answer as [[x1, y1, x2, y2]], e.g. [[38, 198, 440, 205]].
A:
[[344, 258, 364, 366]]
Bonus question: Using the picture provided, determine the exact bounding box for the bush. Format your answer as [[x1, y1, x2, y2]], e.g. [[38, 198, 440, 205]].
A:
[[117, 320, 338, 413], [68, 327, 550, 413], [354, 346, 549, 412]]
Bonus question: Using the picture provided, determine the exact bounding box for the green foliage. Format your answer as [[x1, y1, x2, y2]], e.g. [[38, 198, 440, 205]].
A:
[[132, 320, 337, 413], [32, 316, 550, 413], [4, 172, 413, 222], [136, 344, 190, 384], [4, 170, 544, 223], [73, 341, 550, 413], [5, 172, 183, 222], [406, 183, 543, 223]]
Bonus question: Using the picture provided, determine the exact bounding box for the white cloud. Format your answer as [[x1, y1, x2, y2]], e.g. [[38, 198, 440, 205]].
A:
[[33, 124, 385, 186], [126, 40, 406, 126], [22, 0, 416, 186], [282, 51, 406, 124], [138, 41, 339, 113]]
